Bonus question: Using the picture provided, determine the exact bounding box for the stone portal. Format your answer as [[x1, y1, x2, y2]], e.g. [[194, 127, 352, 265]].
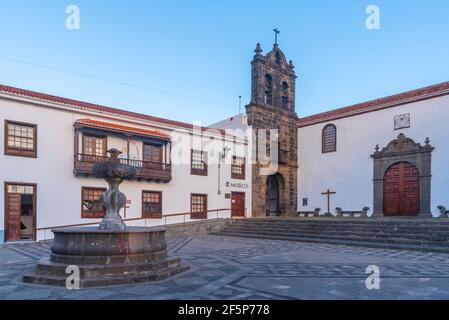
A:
[[371, 133, 434, 218]]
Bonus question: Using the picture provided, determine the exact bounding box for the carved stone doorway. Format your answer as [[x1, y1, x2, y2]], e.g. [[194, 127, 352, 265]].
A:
[[371, 134, 434, 218]]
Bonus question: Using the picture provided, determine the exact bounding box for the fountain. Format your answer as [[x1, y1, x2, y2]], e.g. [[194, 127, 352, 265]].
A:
[[23, 149, 188, 288]]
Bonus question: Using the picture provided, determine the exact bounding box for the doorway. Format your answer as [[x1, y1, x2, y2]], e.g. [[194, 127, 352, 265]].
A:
[[4, 183, 36, 242], [231, 192, 245, 217], [266, 175, 280, 216], [383, 162, 420, 216]]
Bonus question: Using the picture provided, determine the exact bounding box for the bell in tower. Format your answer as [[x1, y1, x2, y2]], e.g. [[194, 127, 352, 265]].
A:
[[250, 42, 297, 113]]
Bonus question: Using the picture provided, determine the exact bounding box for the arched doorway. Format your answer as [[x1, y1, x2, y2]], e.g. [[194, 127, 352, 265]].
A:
[[371, 134, 434, 218], [383, 162, 420, 216], [266, 175, 281, 216]]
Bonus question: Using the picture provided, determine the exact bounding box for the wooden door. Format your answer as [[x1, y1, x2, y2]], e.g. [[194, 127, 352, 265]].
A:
[[6, 193, 21, 241], [231, 193, 245, 217], [384, 162, 420, 216]]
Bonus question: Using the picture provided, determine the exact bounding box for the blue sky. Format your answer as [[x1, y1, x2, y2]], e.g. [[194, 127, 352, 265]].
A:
[[1, 0, 449, 125]]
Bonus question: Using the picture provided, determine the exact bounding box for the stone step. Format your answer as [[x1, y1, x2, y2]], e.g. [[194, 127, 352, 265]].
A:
[[212, 232, 449, 253], [224, 222, 449, 233], [227, 223, 449, 233], [230, 220, 449, 229], [23, 263, 189, 288], [220, 227, 449, 242], [214, 218, 449, 253], [34, 257, 181, 277], [216, 230, 449, 247]]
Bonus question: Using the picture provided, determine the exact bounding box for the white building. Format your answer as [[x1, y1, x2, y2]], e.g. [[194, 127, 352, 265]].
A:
[[297, 81, 449, 218], [0, 85, 251, 243]]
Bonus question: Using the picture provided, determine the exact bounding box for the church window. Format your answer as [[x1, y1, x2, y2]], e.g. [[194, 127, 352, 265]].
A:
[[264, 74, 273, 105], [322, 124, 337, 153]]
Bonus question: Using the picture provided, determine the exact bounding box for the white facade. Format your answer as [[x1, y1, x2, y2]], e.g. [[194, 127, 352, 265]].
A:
[[0, 90, 251, 243], [297, 93, 449, 217]]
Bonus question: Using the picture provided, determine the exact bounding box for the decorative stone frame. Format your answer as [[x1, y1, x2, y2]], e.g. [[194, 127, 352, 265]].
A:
[[371, 133, 434, 218]]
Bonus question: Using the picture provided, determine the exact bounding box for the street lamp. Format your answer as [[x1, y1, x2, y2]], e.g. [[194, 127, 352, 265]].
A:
[[218, 146, 231, 195]]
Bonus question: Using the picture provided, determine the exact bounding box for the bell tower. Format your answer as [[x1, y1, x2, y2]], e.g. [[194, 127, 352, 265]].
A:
[[246, 40, 299, 217], [251, 43, 297, 112]]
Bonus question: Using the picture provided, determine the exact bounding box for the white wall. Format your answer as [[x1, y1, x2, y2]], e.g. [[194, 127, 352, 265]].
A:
[[0, 97, 251, 243], [298, 95, 449, 217]]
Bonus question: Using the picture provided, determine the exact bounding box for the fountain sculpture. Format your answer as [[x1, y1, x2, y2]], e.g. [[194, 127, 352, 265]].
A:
[[23, 149, 188, 288]]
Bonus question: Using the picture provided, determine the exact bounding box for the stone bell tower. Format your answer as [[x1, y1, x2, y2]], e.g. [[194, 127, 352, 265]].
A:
[[246, 40, 299, 217]]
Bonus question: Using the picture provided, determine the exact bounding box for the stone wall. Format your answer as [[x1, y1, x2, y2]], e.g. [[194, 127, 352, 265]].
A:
[[164, 218, 233, 237]]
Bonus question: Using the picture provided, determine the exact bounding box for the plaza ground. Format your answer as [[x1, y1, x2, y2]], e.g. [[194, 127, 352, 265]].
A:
[[1, 235, 449, 300]]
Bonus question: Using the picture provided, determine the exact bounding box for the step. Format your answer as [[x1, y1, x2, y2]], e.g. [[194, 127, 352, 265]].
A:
[[220, 226, 449, 241], [212, 232, 449, 254], [229, 220, 449, 230], [23, 263, 189, 288], [216, 230, 449, 247], [34, 257, 181, 277]]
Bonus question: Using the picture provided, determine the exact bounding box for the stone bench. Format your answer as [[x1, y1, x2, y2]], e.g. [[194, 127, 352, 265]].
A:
[[336, 207, 370, 218], [298, 208, 321, 218], [438, 206, 449, 218]]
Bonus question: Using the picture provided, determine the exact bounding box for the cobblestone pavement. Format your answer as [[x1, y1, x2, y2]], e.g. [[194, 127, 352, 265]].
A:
[[1, 235, 449, 300]]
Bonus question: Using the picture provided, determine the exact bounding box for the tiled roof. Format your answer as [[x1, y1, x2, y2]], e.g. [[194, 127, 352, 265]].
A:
[[0, 84, 212, 132], [298, 81, 449, 127], [75, 118, 170, 139]]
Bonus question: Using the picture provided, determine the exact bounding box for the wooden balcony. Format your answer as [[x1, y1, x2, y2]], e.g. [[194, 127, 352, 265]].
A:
[[74, 153, 172, 183]]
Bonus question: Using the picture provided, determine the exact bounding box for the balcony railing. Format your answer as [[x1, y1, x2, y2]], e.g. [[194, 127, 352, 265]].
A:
[[74, 153, 172, 182]]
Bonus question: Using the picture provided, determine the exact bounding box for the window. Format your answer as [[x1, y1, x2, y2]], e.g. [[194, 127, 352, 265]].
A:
[[142, 191, 162, 219], [322, 124, 337, 153], [81, 187, 106, 218], [5, 120, 37, 158], [231, 156, 246, 180], [143, 143, 162, 163], [190, 194, 208, 219], [281, 82, 289, 109], [191, 149, 208, 176], [264, 74, 273, 105], [82, 134, 107, 157]]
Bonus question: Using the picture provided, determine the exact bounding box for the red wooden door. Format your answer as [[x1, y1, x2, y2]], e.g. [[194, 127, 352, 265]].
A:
[[6, 194, 21, 241], [231, 193, 245, 217], [383, 162, 420, 216]]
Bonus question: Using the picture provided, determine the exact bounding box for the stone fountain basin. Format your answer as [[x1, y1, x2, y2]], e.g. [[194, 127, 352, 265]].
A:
[[50, 226, 167, 264], [23, 226, 189, 288]]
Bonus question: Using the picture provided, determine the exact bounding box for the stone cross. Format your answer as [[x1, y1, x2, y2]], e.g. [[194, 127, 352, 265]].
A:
[[321, 189, 336, 216]]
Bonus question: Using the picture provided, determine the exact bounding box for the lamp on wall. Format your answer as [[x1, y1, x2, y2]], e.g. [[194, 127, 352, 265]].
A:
[[218, 147, 231, 195]]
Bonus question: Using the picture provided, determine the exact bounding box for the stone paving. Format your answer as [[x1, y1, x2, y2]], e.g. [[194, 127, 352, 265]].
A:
[[1, 235, 449, 300]]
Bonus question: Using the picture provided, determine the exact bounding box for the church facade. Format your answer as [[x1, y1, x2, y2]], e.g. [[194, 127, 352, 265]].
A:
[[297, 82, 449, 218]]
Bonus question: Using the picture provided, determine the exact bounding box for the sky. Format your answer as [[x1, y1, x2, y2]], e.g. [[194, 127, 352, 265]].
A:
[[1, 0, 449, 126]]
